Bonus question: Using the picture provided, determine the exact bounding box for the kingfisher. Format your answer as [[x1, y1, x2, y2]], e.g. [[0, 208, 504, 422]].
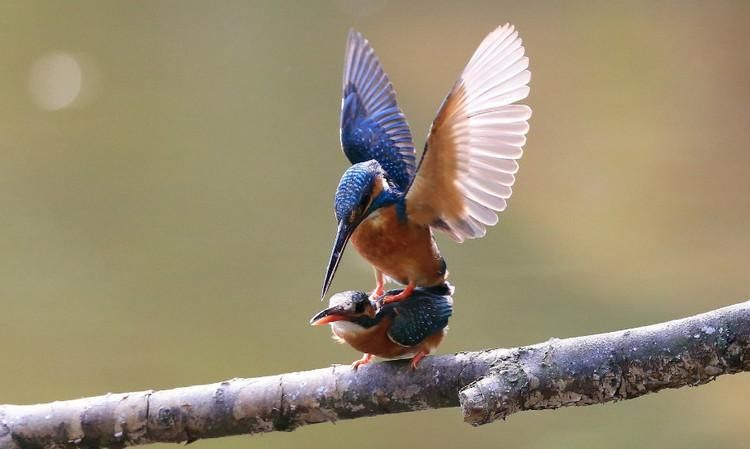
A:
[[321, 24, 531, 304], [310, 284, 454, 369]]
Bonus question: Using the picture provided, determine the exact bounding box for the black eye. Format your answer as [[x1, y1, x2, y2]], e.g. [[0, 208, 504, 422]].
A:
[[354, 300, 366, 314]]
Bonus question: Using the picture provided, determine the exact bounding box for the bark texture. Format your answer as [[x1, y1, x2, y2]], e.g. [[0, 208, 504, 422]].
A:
[[1, 298, 748, 449]]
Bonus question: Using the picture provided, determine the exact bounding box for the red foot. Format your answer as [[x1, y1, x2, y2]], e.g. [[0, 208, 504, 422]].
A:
[[381, 282, 416, 305], [351, 353, 373, 370], [369, 286, 385, 301], [410, 351, 428, 370], [369, 271, 385, 300]]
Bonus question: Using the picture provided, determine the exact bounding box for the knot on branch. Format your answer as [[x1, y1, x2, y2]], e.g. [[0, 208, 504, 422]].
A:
[[459, 364, 527, 425], [458, 345, 545, 426]]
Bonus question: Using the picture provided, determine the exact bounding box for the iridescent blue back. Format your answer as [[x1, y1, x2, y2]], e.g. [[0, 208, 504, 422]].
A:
[[386, 285, 453, 347], [340, 30, 416, 191]]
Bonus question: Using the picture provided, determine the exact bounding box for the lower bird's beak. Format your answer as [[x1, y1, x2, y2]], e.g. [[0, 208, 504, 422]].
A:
[[310, 306, 348, 326], [321, 219, 354, 299]]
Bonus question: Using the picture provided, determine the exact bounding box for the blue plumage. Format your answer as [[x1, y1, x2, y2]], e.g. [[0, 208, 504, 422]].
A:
[[333, 160, 402, 224], [340, 30, 416, 191], [334, 161, 379, 223], [341, 87, 414, 190], [385, 286, 453, 347]]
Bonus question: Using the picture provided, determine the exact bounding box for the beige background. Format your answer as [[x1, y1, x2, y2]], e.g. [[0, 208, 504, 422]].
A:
[[1, 1, 749, 448]]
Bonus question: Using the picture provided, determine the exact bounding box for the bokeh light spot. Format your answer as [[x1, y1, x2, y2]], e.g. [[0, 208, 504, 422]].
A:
[[29, 52, 82, 111]]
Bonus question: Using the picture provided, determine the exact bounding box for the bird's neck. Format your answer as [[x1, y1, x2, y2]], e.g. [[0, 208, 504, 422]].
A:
[[340, 305, 398, 331], [329, 313, 385, 341], [368, 186, 407, 222], [351, 313, 384, 329]]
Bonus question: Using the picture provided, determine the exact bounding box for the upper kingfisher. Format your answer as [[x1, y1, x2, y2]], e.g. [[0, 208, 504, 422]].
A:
[[321, 24, 532, 304]]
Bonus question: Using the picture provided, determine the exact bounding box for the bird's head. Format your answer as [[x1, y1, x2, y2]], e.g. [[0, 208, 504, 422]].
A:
[[310, 291, 380, 329], [321, 160, 397, 298]]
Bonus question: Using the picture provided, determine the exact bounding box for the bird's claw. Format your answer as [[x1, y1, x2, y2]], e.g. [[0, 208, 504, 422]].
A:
[[380, 294, 402, 305], [351, 353, 373, 370], [410, 351, 428, 370], [378, 282, 416, 308], [369, 289, 384, 302], [370, 287, 386, 311], [371, 283, 417, 311]]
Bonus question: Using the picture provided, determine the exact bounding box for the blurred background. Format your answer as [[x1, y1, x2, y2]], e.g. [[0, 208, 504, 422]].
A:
[[1, 1, 749, 448]]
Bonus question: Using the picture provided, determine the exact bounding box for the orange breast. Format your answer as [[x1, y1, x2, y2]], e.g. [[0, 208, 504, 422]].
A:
[[332, 320, 447, 360], [332, 317, 405, 358], [350, 205, 446, 287]]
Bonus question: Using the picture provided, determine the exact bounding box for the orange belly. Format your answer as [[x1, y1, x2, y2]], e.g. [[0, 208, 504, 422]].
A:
[[332, 318, 447, 360], [351, 205, 446, 287]]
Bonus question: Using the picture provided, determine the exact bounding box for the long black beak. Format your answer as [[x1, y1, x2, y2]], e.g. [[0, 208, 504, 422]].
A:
[[321, 220, 354, 299]]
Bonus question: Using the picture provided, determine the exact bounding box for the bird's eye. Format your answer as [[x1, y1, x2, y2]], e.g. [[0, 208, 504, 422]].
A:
[[354, 301, 366, 314]]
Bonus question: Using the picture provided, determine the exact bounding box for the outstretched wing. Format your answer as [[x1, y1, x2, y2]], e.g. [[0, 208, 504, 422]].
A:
[[405, 24, 531, 242], [387, 291, 453, 347], [340, 29, 417, 191]]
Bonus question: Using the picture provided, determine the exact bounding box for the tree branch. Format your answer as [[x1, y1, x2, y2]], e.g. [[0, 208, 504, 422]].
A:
[[1, 299, 748, 449]]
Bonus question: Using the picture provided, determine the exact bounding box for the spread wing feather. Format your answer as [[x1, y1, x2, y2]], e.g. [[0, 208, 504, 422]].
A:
[[406, 24, 532, 241], [340, 30, 417, 190]]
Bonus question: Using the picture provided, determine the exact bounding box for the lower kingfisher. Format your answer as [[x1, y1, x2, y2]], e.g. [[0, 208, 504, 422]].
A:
[[311, 284, 454, 369], [321, 24, 532, 304]]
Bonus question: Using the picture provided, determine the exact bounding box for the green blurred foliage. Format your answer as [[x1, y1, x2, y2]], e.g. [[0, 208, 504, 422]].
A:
[[1, 1, 749, 448]]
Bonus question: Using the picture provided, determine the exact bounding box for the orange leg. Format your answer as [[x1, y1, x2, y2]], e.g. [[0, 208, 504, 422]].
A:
[[351, 353, 373, 370], [369, 269, 385, 300], [381, 281, 416, 305], [410, 351, 428, 370]]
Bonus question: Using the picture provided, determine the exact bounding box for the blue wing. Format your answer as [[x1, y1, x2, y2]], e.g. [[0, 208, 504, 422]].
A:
[[340, 30, 416, 191], [386, 287, 453, 347]]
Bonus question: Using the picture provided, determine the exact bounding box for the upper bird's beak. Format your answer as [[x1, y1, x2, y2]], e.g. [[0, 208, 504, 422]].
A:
[[321, 219, 355, 299], [310, 306, 349, 326]]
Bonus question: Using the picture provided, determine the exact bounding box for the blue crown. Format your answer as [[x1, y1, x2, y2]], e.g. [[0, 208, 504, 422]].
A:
[[334, 160, 382, 222]]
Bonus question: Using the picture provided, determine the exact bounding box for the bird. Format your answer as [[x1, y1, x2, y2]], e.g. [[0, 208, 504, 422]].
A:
[[310, 284, 454, 369], [321, 24, 531, 305]]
